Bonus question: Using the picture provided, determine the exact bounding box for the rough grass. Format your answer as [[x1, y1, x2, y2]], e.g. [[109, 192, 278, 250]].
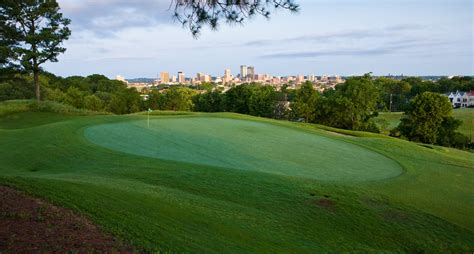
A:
[[377, 108, 474, 141], [0, 108, 473, 252], [0, 100, 108, 117]]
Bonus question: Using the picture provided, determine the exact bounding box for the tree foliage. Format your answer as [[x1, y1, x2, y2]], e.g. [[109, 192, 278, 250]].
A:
[[172, 0, 299, 36], [291, 81, 319, 122], [395, 92, 469, 147], [0, 0, 71, 101], [314, 74, 380, 132]]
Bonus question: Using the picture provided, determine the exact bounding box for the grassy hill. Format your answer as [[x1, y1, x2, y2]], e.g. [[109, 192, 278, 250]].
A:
[[0, 101, 473, 252], [377, 108, 474, 141]]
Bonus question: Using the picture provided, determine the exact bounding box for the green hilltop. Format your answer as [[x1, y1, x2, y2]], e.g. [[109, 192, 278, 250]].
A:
[[0, 101, 473, 252]]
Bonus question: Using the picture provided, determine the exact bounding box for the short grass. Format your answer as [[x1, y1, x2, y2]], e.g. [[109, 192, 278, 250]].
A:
[[84, 118, 402, 181], [0, 102, 473, 252], [377, 108, 474, 140]]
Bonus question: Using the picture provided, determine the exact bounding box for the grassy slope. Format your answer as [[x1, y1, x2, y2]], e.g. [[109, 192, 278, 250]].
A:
[[377, 108, 474, 141], [84, 117, 402, 181], [0, 103, 473, 252]]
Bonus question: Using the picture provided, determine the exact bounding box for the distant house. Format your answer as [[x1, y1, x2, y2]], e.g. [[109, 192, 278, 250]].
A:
[[469, 90, 474, 107], [446, 91, 470, 108]]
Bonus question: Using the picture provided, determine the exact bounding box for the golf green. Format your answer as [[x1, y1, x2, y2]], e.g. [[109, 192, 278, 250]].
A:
[[84, 117, 403, 181]]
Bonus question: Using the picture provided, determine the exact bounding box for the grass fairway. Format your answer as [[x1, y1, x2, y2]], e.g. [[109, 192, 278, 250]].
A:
[[0, 103, 473, 252]]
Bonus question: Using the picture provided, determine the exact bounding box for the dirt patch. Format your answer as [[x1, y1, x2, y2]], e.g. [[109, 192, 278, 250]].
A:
[[315, 198, 336, 211], [0, 186, 131, 253]]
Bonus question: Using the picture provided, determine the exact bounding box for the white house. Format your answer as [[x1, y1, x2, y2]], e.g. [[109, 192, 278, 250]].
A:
[[447, 91, 470, 108], [469, 90, 474, 107]]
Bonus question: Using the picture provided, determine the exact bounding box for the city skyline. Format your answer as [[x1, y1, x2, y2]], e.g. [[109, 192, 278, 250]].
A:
[[44, 0, 473, 78]]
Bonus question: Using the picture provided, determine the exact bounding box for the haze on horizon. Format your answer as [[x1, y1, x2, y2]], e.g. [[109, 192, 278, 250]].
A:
[[44, 0, 473, 78]]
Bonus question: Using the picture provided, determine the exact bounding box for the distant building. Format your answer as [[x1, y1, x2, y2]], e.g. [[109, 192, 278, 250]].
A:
[[447, 91, 470, 108], [296, 75, 305, 83], [115, 75, 127, 84], [178, 71, 185, 83], [160, 72, 170, 83], [247, 66, 255, 81], [470, 90, 474, 107], [223, 69, 232, 83], [240, 65, 247, 81]]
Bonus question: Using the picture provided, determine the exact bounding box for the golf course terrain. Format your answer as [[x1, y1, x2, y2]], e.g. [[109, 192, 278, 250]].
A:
[[377, 108, 474, 141], [1, 100, 473, 252]]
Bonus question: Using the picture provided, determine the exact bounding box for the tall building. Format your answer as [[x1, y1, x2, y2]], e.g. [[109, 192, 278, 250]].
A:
[[196, 72, 202, 81], [247, 66, 255, 81], [178, 72, 185, 83], [296, 75, 305, 83], [224, 69, 232, 83], [240, 65, 247, 80], [115, 75, 127, 84], [171, 75, 177, 83], [160, 72, 170, 83]]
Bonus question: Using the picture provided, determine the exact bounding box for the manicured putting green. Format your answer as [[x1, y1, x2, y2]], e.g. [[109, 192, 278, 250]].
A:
[[84, 117, 402, 181]]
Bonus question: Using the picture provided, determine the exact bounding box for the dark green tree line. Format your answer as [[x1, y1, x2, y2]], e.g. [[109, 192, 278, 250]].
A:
[[1, 0, 71, 101]]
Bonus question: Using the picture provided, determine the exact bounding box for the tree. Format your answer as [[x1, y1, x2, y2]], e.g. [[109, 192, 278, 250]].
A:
[[374, 77, 411, 111], [224, 84, 254, 114], [291, 81, 319, 122], [84, 94, 104, 111], [193, 89, 225, 112], [1, 0, 71, 102], [316, 74, 379, 131], [437, 117, 470, 149], [248, 85, 277, 117], [162, 87, 196, 111], [172, 0, 299, 36], [396, 92, 454, 144]]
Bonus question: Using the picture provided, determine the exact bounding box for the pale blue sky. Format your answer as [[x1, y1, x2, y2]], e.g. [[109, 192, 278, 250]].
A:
[[45, 0, 473, 78]]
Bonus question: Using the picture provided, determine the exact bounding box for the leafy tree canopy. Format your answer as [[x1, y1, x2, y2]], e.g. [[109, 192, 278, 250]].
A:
[[0, 0, 71, 101], [396, 92, 465, 145], [172, 0, 299, 36]]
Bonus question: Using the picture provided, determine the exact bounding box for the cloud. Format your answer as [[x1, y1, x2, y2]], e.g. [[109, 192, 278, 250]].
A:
[[260, 39, 448, 58], [58, 0, 174, 37], [243, 24, 426, 47]]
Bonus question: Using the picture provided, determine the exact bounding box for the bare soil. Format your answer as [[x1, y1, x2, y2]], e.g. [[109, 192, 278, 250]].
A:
[[316, 198, 336, 211], [0, 186, 131, 253]]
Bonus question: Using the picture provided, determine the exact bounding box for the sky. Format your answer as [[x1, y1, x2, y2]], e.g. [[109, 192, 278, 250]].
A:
[[44, 0, 474, 78]]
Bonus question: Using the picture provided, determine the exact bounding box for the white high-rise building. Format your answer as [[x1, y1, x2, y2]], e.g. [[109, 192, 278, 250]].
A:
[[240, 65, 247, 80], [178, 72, 185, 83]]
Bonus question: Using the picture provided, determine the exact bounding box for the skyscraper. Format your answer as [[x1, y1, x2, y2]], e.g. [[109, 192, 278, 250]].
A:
[[247, 66, 255, 81], [240, 65, 247, 80], [224, 69, 232, 83], [178, 71, 185, 83], [160, 72, 170, 83]]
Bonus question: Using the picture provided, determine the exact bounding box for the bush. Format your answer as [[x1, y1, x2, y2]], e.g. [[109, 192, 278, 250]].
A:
[[84, 95, 104, 111]]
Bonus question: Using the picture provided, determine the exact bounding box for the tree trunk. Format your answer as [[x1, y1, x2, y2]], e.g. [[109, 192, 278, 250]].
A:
[[34, 69, 40, 102]]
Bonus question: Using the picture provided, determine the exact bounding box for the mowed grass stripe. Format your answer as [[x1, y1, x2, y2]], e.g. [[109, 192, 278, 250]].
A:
[[84, 117, 403, 181]]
